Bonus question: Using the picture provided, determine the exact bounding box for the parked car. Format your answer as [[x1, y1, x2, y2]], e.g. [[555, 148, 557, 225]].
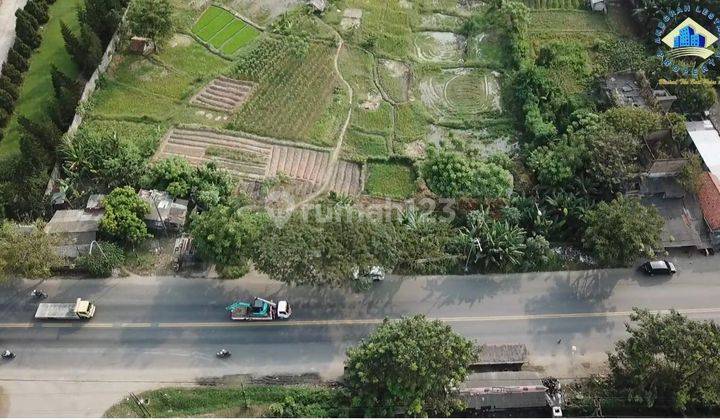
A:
[[352, 266, 385, 282], [639, 260, 677, 276]]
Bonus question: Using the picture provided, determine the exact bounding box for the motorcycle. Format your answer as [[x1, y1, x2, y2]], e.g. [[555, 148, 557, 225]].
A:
[[216, 349, 231, 358], [2, 350, 15, 359], [30, 289, 48, 299]]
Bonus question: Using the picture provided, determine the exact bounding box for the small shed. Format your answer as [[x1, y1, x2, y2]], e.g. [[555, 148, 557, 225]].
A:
[[45, 209, 104, 259], [470, 344, 528, 372], [459, 371, 561, 416], [138, 189, 188, 232], [128, 36, 156, 55]]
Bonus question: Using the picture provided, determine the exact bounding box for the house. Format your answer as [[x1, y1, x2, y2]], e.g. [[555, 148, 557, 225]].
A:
[[602, 71, 676, 112], [459, 371, 562, 416], [634, 159, 712, 251], [469, 344, 528, 372], [44, 200, 104, 259], [697, 172, 720, 248], [686, 120, 720, 177], [138, 189, 188, 232]]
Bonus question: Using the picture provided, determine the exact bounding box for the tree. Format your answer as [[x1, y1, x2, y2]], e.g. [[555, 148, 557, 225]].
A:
[[49, 66, 81, 129], [12, 38, 33, 59], [0, 89, 15, 113], [61, 20, 83, 66], [609, 309, 720, 414], [189, 204, 269, 278], [0, 221, 63, 279], [78, 24, 103, 78], [521, 234, 556, 271], [15, 11, 41, 49], [100, 186, 151, 244], [78, 0, 123, 44], [16, 9, 39, 31], [18, 116, 62, 165], [671, 82, 717, 116], [603, 106, 662, 139], [254, 208, 399, 288], [393, 211, 459, 275], [582, 196, 663, 266], [75, 242, 124, 277], [25, 0, 49, 24], [422, 148, 512, 201], [344, 315, 476, 417], [678, 152, 704, 194], [125, 0, 174, 45], [528, 137, 586, 189], [2, 64, 24, 84]]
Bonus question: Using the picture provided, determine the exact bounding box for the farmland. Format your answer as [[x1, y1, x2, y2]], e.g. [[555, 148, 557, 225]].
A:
[[230, 38, 342, 147], [192, 6, 261, 55], [70, 0, 631, 204]]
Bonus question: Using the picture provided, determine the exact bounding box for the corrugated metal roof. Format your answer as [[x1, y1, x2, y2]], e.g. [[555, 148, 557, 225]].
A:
[[686, 120, 720, 177], [473, 344, 528, 365], [459, 372, 548, 410], [45, 210, 102, 234]]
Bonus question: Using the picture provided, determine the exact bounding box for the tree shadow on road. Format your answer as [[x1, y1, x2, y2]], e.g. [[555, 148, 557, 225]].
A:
[[418, 274, 522, 308]]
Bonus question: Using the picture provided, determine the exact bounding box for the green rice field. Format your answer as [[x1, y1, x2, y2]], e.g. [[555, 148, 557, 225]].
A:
[[192, 6, 260, 55]]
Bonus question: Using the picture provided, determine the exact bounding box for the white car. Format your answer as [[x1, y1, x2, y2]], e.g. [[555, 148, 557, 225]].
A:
[[277, 300, 292, 319]]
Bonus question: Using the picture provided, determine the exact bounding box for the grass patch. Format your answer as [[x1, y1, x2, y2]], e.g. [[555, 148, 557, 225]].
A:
[[104, 385, 347, 418], [338, 45, 377, 101], [76, 119, 166, 157], [351, 102, 393, 135], [377, 59, 409, 103], [528, 10, 611, 33], [394, 102, 428, 144], [343, 129, 389, 160], [365, 161, 417, 199], [192, 6, 260, 55], [87, 39, 230, 125], [330, 0, 417, 60], [0, 0, 80, 157], [230, 38, 339, 146]]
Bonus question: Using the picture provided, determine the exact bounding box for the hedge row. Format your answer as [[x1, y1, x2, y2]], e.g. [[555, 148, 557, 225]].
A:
[[0, 0, 53, 140]]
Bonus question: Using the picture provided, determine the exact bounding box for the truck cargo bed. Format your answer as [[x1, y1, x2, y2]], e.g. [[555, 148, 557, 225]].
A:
[[35, 303, 79, 320]]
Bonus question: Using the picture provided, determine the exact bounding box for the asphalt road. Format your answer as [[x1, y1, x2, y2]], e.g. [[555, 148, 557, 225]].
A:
[[0, 254, 719, 416]]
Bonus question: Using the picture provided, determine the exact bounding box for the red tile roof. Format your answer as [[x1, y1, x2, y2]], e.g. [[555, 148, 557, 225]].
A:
[[698, 172, 720, 231]]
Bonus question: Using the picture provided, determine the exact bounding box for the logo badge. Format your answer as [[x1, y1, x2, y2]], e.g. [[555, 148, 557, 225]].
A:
[[662, 17, 718, 60]]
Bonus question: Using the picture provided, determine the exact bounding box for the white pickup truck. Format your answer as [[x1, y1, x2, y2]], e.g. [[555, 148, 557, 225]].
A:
[[34, 298, 96, 320]]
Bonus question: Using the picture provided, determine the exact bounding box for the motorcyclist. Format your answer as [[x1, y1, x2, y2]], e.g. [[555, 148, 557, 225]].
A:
[[217, 349, 230, 357], [2, 350, 15, 358], [31, 289, 46, 298]]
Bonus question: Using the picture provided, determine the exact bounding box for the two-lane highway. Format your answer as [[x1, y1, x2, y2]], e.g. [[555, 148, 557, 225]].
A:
[[0, 254, 719, 416]]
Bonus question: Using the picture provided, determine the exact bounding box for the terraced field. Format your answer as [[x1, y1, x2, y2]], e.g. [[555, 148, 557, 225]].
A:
[[157, 127, 362, 195], [192, 6, 261, 55], [190, 77, 256, 113], [414, 31, 466, 63]]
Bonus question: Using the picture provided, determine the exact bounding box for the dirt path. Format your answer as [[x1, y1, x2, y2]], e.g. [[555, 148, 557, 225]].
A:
[[293, 23, 354, 208], [0, 0, 29, 72]]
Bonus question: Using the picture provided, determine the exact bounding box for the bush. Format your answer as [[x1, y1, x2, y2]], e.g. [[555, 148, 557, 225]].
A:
[[671, 83, 717, 116], [13, 38, 33, 59], [0, 109, 8, 127], [1, 64, 24, 84], [0, 90, 15, 113], [0, 77, 19, 100], [7, 48, 29, 72], [75, 242, 124, 277], [25, 0, 49, 24]]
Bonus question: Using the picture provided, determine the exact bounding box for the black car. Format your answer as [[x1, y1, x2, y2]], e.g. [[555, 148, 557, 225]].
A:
[[640, 260, 677, 276]]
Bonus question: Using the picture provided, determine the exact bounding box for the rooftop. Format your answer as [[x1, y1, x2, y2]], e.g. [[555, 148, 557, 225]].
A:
[[698, 172, 720, 230], [44, 210, 102, 234], [686, 120, 720, 177], [138, 189, 188, 227], [459, 372, 548, 410], [473, 344, 528, 366]]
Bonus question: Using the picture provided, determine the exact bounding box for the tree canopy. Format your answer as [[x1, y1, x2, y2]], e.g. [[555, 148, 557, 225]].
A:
[[582, 196, 663, 266], [0, 221, 63, 279], [190, 204, 269, 278], [609, 309, 720, 415], [125, 0, 174, 44], [344, 315, 476, 417], [100, 186, 151, 244]]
